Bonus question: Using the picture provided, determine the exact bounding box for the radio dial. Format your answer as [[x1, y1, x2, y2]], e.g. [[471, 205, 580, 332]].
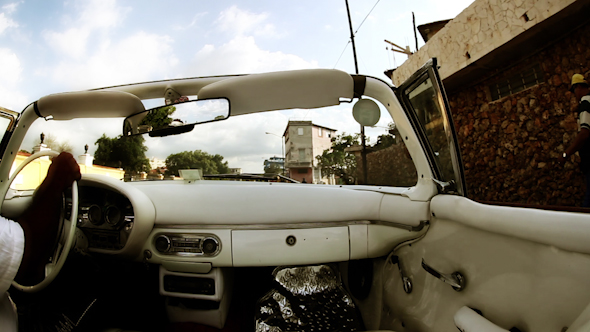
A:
[[155, 235, 171, 253], [202, 238, 219, 255]]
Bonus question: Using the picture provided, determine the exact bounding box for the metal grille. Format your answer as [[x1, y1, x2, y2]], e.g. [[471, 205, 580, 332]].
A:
[[489, 64, 544, 101]]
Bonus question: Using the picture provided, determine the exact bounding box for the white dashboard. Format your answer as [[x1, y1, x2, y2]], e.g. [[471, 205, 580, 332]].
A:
[[2, 174, 431, 269]]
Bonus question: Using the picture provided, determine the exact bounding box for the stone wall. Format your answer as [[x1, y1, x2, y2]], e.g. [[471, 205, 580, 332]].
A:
[[391, 0, 576, 87], [450, 21, 590, 206], [355, 144, 417, 187]]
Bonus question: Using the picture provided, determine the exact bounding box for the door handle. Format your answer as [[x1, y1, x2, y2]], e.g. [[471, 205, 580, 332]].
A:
[[421, 259, 465, 292]]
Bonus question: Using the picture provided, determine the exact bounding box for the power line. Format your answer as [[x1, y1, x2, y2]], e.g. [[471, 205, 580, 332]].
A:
[[354, 0, 381, 35], [334, 0, 381, 69], [333, 41, 351, 69]]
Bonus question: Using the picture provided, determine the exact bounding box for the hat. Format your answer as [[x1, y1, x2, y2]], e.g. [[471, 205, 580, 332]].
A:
[[570, 74, 588, 92]]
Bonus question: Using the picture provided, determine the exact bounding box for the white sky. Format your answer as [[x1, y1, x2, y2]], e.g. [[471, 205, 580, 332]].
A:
[[0, 0, 473, 172]]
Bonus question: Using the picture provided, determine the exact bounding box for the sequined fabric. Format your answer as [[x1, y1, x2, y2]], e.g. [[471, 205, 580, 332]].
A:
[[255, 265, 362, 332]]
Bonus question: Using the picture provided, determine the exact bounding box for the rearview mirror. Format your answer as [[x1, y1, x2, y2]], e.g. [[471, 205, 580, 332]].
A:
[[123, 98, 230, 137]]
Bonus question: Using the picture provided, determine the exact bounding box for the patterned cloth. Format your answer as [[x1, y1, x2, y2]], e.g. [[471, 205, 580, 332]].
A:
[[255, 265, 362, 332]]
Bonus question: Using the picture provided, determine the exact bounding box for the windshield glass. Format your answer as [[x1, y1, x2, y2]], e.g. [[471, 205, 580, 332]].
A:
[[18, 100, 417, 187]]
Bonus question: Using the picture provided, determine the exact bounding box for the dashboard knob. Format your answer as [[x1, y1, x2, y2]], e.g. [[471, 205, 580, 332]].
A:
[[155, 235, 171, 253], [202, 238, 219, 255]]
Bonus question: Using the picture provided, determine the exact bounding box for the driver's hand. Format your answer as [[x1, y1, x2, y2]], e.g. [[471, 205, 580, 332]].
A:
[[15, 152, 81, 284], [43, 152, 81, 194]]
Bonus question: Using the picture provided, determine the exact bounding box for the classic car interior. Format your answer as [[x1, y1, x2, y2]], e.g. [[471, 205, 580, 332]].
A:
[[2, 60, 590, 331]]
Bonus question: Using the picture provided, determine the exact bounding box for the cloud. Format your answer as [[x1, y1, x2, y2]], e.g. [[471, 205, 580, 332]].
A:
[[2, 2, 19, 14], [49, 31, 178, 90], [0, 13, 17, 33], [44, 28, 90, 59], [0, 48, 27, 110], [215, 6, 279, 38], [173, 12, 208, 31], [77, 0, 130, 30], [0, 48, 21, 83], [43, 0, 131, 59], [191, 36, 317, 75]]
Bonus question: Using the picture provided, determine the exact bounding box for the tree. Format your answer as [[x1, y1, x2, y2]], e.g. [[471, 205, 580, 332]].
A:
[[316, 133, 360, 185], [264, 163, 282, 175], [140, 105, 176, 130], [264, 157, 284, 175], [165, 150, 229, 176], [372, 122, 397, 151], [94, 134, 150, 174]]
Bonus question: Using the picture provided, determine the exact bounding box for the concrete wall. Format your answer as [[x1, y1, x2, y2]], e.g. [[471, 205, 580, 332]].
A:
[[391, 0, 576, 87], [311, 126, 334, 162], [285, 122, 313, 164]]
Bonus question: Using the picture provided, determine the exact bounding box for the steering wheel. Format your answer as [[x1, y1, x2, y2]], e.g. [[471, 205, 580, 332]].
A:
[[9, 150, 78, 293]]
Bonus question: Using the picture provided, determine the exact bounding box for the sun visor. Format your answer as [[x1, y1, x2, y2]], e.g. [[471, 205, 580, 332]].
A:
[[197, 69, 354, 116], [36, 91, 145, 120]]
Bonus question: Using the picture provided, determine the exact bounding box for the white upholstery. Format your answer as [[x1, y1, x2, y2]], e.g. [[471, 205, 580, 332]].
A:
[[454, 306, 509, 332], [431, 195, 590, 255]]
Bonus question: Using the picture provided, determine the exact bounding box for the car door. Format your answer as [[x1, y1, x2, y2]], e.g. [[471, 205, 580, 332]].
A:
[[0, 107, 19, 162], [372, 59, 590, 332]]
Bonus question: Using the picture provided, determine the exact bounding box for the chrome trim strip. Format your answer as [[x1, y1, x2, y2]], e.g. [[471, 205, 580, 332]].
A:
[[154, 220, 429, 232]]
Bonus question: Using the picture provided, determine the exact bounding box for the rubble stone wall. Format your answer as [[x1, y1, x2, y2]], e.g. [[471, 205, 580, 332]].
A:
[[450, 21, 590, 205], [356, 144, 417, 187]]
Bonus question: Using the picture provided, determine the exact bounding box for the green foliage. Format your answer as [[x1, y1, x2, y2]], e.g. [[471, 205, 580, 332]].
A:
[[94, 134, 150, 174], [372, 122, 397, 151], [165, 150, 229, 176], [315, 133, 360, 185], [140, 105, 176, 130], [264, 162, 282, 175]]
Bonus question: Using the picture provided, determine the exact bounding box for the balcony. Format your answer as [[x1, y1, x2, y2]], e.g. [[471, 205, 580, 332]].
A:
[[285, 161, 312, 168]]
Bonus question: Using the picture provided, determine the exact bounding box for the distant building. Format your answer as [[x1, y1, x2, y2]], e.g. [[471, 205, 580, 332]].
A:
[[229, 168, 242, 175], [283, 120, 336, 184], [149, 157, 166, 170]]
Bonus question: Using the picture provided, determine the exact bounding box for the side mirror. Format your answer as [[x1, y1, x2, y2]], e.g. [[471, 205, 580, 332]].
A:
[[124, 98, 230, 137], [352, 98, 380, 127]]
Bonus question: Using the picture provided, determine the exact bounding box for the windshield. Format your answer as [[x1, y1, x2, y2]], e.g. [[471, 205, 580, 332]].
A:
[[17, 99, 417, 188]]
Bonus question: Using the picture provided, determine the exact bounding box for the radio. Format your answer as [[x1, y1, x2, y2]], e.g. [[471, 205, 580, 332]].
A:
[[154, 234, 221, 256]]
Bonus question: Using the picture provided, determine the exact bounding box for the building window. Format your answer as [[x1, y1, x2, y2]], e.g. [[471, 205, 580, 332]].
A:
[[489, 63, 544, 101], [298, 128, 304, 135], [297, 168, 308, 174], [318, 128, 322, 136], [298, 148, 305, 160]]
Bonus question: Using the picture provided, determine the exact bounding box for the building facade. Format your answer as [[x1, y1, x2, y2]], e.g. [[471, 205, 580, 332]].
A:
[[149, 157, 166, 170], [283, 121, 336, 184], [388, 0, 590, 206]]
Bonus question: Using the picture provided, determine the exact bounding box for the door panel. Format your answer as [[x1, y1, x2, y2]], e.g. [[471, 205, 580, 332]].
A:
[[374, 198, 590, 332]]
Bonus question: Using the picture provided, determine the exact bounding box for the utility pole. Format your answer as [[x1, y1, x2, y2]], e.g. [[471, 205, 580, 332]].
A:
[[345, 0, 367, 184], [345, 0, 359, 75], [413, 12, 419, 52]]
